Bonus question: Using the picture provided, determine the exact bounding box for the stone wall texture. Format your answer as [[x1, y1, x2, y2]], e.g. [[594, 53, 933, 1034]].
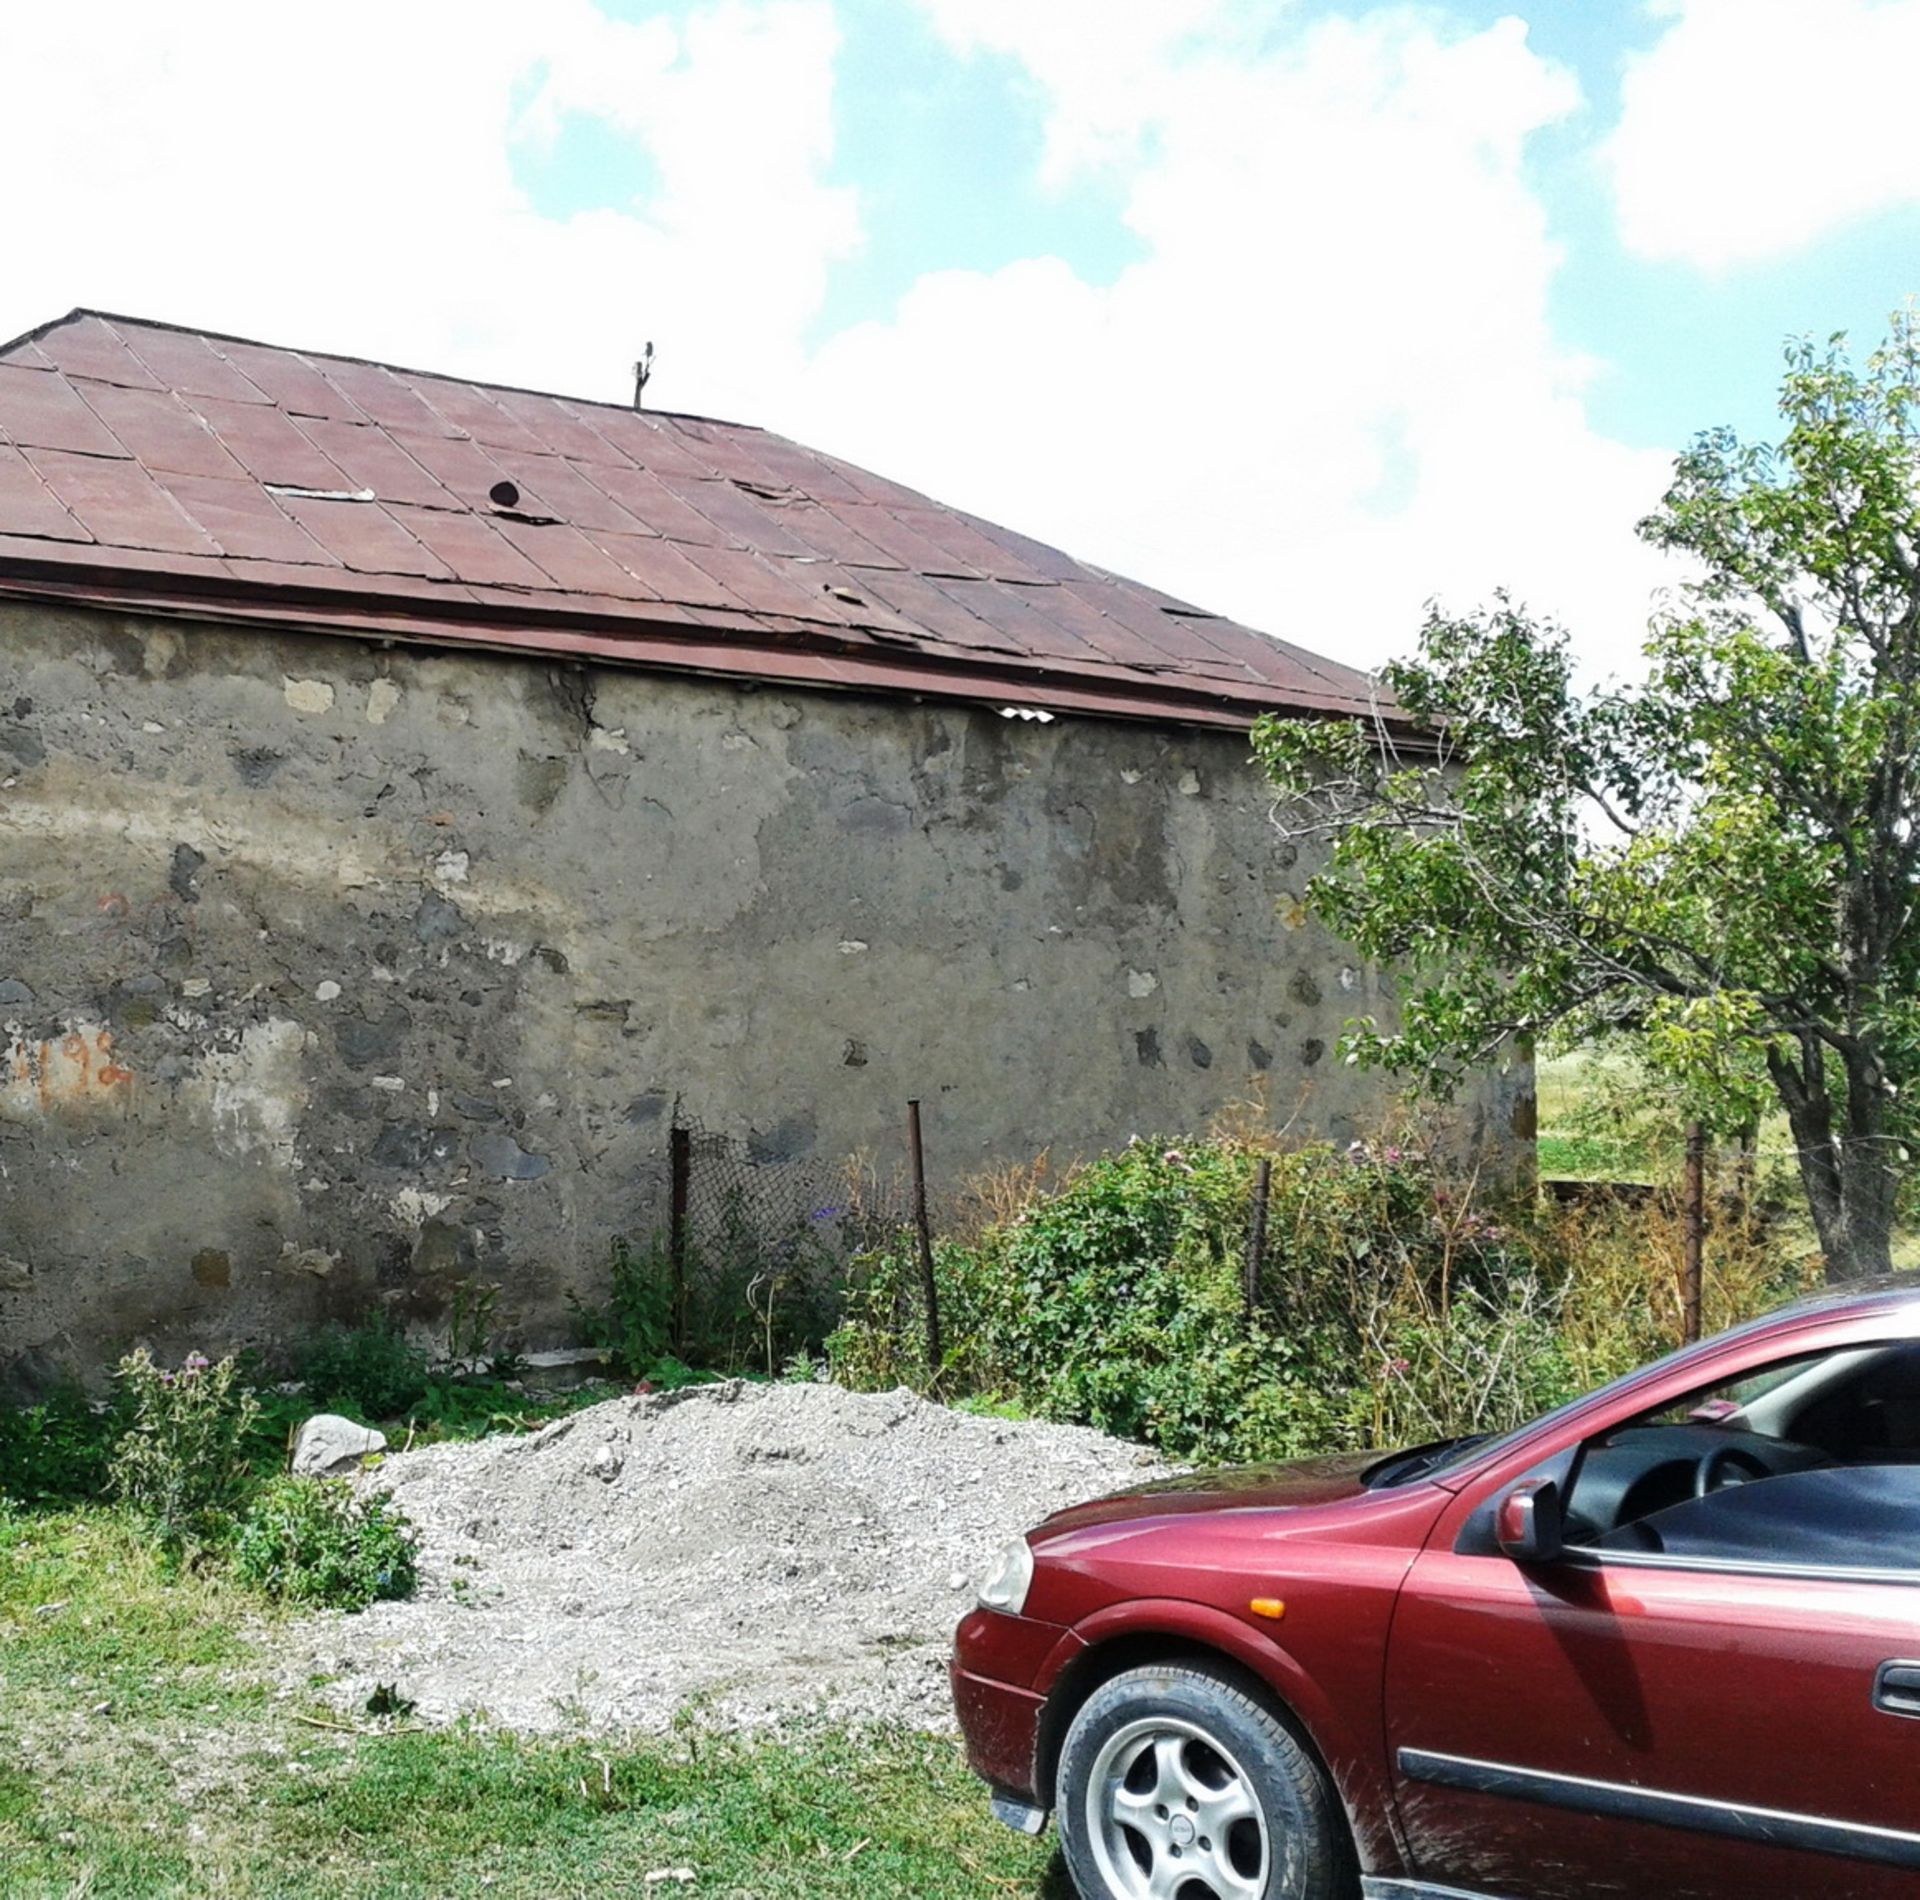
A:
[[0, 601, 1533, 1380]]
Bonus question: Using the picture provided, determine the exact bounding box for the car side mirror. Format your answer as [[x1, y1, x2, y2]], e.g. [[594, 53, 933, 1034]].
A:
[[1495, 1477, 1566, 1564]]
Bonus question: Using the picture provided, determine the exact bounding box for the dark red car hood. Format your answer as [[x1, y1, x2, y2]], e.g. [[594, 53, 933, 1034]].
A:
[[1034, 1452, 1380, 1538]]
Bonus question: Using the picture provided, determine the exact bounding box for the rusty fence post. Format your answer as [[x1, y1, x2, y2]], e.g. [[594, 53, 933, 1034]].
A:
[[669, 1123, 691, 1353], [1246, 1156, 1273, 1321], [1682, 1121, 1705, 1345], [906, 1099, 944, 1383]]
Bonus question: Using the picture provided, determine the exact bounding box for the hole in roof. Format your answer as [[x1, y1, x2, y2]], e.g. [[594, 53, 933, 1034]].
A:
[[489, 480, 522, 510], [735, 479, 802, 505]]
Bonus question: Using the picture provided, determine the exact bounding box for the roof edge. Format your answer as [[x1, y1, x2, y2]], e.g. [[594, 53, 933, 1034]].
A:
[[0, 564, 1420, 740], [3, 307, 765, 435]]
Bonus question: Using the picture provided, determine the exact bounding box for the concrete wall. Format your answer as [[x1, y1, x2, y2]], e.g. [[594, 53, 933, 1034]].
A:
[[0, 600, 1532, 1380]]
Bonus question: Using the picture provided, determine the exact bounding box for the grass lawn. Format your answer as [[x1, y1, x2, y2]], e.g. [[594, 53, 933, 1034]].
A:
[[0, 1508, 1065, 1899]]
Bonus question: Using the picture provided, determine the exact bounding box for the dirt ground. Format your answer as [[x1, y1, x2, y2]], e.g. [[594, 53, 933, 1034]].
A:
[[287, 1379, 1170, 1736]]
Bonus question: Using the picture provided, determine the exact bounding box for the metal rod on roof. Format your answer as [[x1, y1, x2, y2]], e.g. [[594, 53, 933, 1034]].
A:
[[633, 342, 655, 411]]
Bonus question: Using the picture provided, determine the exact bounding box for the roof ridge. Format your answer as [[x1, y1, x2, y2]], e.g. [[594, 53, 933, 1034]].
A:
[[4, 307, 768, 437]]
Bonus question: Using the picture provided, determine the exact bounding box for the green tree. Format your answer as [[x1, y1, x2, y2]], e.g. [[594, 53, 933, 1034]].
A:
[[1255, 311, 1920, 1279]]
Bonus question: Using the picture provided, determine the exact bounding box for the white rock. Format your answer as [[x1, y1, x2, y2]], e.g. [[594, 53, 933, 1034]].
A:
[[291, 1414, 389, 1477]]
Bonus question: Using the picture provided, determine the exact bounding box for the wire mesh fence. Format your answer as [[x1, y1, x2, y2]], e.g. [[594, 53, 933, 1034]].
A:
[[638, 1107, 979, 1374]]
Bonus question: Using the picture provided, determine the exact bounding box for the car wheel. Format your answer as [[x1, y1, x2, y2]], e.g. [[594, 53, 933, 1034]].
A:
[[1056, 1663, 1345, 1900]]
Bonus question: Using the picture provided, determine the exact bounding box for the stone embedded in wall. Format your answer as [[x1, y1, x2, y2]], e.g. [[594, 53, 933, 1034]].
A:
[[470, 1130, 552, 1181], [283, 678, 335, 714]]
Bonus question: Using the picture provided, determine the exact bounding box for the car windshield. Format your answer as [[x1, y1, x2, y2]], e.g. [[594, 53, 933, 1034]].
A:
[[1370, 1333, 1729, 1488]]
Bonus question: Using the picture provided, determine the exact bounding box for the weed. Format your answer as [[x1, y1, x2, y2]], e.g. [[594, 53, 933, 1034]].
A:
[[295, 1317, 431, 1421], [0, 1381, 120, 1507], [232, 1477, 418, 1610], [108, 1350, 259, 1554]]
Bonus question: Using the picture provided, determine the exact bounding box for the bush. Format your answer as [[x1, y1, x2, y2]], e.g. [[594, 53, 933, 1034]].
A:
[[0, 1380, 121, 1507], [834, 1137, 1604, 1464], [832, 1131, 1824, 1467], [232, 1474, 418, 1609], [296, 1316, 432, 1421], [109, 1350, 260, 1552]]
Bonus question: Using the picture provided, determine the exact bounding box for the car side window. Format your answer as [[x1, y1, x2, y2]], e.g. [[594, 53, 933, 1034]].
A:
[[1562, 1339, 1920, 1574]]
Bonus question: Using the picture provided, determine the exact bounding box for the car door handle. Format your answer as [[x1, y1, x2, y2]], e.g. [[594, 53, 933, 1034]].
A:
[[1874, 1661, 1920, 1718]]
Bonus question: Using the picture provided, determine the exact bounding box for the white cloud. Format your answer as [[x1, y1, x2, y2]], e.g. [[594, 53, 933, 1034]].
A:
[[1608, 0, 1920, 270], [778, 9, 1676, 680], [0, 0, 857, 407]]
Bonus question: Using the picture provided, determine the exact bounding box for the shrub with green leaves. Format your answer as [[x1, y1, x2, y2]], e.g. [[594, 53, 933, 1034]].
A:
[[109, 1349, 260, 1552], [0, 1380, 121, 1507], [233, 1474, 418, 1609], [831, 1137, 1578, 1465], [296, 1316, 431, 1421]]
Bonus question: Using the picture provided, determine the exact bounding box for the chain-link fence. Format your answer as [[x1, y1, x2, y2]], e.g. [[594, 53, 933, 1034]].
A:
[[636, 1108, 978, 1373]]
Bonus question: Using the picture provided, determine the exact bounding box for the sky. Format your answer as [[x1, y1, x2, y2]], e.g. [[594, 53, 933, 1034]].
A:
[[6, 0, 1920, 683]]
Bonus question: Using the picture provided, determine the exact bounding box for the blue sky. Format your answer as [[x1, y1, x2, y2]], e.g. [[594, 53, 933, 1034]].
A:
[[8, 0, 1920, 677]]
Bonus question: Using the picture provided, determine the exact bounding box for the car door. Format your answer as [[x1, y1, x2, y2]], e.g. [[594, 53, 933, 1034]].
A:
[[1383, 1348, 1920, 1899]]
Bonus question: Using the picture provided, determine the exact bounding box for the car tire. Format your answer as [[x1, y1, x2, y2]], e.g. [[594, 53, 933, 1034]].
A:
[[1055, 1662, 1347, 1900]]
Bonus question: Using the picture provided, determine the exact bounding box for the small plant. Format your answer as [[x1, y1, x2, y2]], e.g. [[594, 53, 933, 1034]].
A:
[[232, 1475, 418, 1610], [0, 1380, 121, 1507], [570, 1237, 675, 1378], [296, 1315, 431, 1421], [109, 1350, 260, 1553], [446, 1278, 508, 1369]]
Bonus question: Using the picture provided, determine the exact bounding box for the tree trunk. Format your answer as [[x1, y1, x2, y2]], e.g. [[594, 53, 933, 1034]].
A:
[[1769, 1044, 1899, 1280]]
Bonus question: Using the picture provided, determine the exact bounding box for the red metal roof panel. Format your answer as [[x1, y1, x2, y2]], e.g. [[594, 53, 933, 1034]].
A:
[[0, 363, 130, 458], [390, 505, 557, 590], [77, 383, 246, 481], [314, 357, 456, 438], [590, 531, 739, 609], [574, 463, 728, 546], [295, 417, 461, 511], [36, 314, 167, 390], [272, 493, 450, 579], [160, 473, 338, 565], [405, 376, 549, 453], [0, 445, 91, 544], [493, 516, 661, 600], [209, 340, 368, 421], [120, 324, 271, 406], [582, 406, 724, 481], [27, 448, 222, 556], [185, 395, 348, 491]]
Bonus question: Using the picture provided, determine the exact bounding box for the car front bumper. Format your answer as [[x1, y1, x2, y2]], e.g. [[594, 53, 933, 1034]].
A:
[[950, 1605, 1076, 1807]]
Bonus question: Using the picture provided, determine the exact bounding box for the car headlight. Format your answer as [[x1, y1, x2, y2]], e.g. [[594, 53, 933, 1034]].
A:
[[977, 1537, 1035, 1615]]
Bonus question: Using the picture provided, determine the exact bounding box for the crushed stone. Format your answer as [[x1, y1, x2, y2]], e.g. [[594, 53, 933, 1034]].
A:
[[284, 1379, 1171, 1737]]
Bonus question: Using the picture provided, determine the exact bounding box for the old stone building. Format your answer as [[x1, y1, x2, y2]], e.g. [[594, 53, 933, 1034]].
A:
[[0, 311, 1529, 1376]]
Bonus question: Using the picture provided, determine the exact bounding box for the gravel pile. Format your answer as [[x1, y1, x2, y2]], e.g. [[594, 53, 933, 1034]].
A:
[[288, 1379, 1170, 1736]]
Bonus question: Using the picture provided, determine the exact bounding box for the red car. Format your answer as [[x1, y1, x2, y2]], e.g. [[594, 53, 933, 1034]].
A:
[[953, 1278, 1920, 1900]]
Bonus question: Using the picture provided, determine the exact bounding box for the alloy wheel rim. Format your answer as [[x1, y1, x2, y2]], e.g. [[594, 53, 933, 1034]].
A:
[[1083, 1713, 1272, 1900]]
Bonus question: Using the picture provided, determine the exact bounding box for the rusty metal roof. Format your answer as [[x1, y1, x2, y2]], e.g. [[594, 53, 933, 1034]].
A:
[[0, 310, 1384, 730]]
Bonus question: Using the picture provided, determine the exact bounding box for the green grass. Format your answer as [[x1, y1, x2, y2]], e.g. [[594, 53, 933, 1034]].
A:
[[0, 1506, 1065, 1899]]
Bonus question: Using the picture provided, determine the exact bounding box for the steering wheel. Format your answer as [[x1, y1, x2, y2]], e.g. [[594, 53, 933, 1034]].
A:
[[1695, 1443, 1772, 1498]]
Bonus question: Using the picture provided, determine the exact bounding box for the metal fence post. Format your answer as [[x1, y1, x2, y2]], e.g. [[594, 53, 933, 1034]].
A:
[[906, 1099, 944, 1383], [1246, 1156, 1273, 1320], [1682, 1121, 1705, 1345], [669, 1123, 691, 1353]]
